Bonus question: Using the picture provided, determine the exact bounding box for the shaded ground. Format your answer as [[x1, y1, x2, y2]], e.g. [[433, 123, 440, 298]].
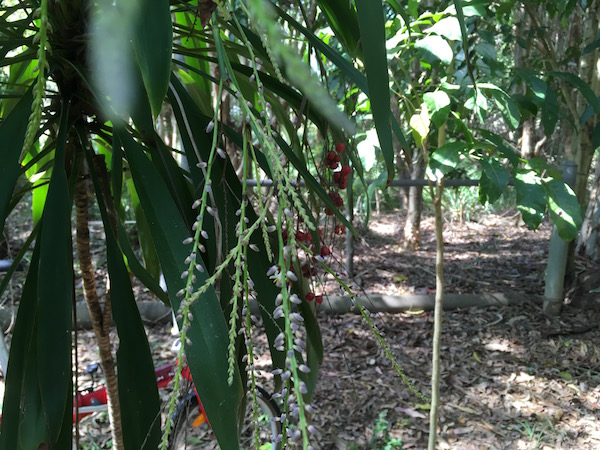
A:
[[3, 211, 600, 449]]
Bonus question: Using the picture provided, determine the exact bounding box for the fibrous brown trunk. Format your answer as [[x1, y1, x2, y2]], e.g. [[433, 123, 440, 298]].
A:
[[75, 177, 124, 450]]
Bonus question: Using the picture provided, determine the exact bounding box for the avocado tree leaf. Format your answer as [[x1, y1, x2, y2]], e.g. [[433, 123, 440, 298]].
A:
[[415, 35, 453, 65], [541, 85, 559, 136], [514, 168, 547, 229], [423, 90, 451, 128], [550, 71, 599, 114], [428, 141, 465, 181], [479, 158, 510, 204], [544, 179, 582, 241]]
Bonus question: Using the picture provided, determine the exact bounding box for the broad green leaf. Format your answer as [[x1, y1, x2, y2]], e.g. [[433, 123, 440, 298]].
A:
[[476, 129, 520, 167], [514, 168, 547, 229], [490, 90, 520, 130], [83, 141, 161, 449], [119, 130, 243, 449], [415, 35, 453, 65], [423, 90, 451, 128], [36, 103, 73, 443], [0, 90, 32, 233], [429, 16, 462, 41], [317, 0, 361, 59], [550, 71, 600, 114], [541, 86, 559, 136], [409, 104, 430, 147], [356, 0, 395, 184], [545, 179, 582, 241], [479, 158, 510, 204], [475, 42, 497, 61], [428, 141, 465, 180], [132, 0, 172, 118]]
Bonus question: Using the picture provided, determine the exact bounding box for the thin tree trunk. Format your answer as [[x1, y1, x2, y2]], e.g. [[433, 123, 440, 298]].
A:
[[427, 179, 445, 450], [403, 150, 425, 250], [75, 178, 124, 450], [577, 154, 600, 262]]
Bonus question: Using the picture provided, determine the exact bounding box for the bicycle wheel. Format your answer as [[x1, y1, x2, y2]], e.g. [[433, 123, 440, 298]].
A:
[[168, 387, 282, 449]]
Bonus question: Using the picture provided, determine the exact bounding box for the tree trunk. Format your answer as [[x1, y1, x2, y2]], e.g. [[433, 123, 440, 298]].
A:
[[577, 154, 600, 262], [403, 150, 425, 250], [75, 177, 124, 450]]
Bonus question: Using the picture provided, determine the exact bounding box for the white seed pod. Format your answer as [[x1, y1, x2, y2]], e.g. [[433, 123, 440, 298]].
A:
[[195, 264, 204, 273], [205, 120, 214, 133], [183, 237, 194, 245], [216, 147, 226, 159], [176, 289, 185, 297], [284, 208, 292, 218], [286, 270, 298, 282], [249, 244, 259, 252], [201, 230, 209, 239], [298, 364, 311, 373], [197, 244, 206, 253], [206, 206, 216, 216], [192, 199, 201, 209], [205, 185, 212, 193], [289, 294, 301, 304], [180, 271, 189, 279], [196, 161, 207, 169], [266, 225, 276, 233]]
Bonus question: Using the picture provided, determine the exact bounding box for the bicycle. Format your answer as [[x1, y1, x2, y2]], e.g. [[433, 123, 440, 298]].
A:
[[75, 359, 281, 449], [0, 259, 283, 449]]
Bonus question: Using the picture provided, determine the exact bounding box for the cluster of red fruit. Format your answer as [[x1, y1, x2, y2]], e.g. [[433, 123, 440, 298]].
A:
[[326, 143, 351, 190], [304, 292, 323, 304]]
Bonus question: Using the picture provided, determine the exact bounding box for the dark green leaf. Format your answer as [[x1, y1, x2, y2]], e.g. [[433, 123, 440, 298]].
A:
[[36, 103, 73, 443], [428, 141, 465, 180], [316, 0, 361, 59], [415, 35, 453, 65], [479, 158, 510, 204], [0, 89, 32, 233], [118, 130, 243, 449], [545, 179, 582, 241], [0, 244, 42, 449], [550, 71, 600, 114], [514, 168, 547, 229], [132, 0, 172, 118], [477, 130, 520, 167], [541, 86, 559, 136], [83, 139, 162, 449], [355, 0, 395, 183]]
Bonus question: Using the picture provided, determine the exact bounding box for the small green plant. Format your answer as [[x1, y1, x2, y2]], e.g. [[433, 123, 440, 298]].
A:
[[369, 411, 404, 450], [515, 418, 552, 449]]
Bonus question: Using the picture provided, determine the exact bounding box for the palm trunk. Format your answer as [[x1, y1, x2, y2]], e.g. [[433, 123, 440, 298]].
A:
[[75, 178, 124, 450]]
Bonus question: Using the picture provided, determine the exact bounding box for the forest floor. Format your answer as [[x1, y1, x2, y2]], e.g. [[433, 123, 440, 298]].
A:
[[4, 210, 600, 449]]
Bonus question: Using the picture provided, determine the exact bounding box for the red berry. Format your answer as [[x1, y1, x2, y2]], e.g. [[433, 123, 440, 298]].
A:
[[327, 150, 336, 161], [334, 154, 342, 163], [339, 183, 346, 190], [335, 224, 345, 235], [335, 142, 345, 153], [305, 292, 315, 302], [320, 246, 331, 257], [341, 165, 351, 175], [328, 161, 339, 170], [295, 231, 307, 242], [333, 172, 341, 182], [315, 295, 323, 304]]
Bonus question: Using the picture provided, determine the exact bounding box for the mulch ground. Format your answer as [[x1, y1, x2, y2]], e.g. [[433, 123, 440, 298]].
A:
[[5, 211, 600, 449]]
